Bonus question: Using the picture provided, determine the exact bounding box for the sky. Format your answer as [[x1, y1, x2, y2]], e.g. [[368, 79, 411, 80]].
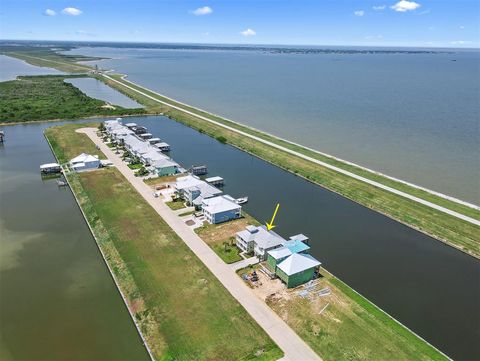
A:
[[0, 0, 479, 48]]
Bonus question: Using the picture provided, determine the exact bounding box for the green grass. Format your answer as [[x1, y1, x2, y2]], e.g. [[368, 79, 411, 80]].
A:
[[128, 163, 143, 170], [0, 75, 146, 123], [5, 46, 479, 257], [266, 272, 447, 361], [212, 241, 243, 264], [100, 73, 480, 258], [165, 200, 186, 210], [177, 210, 196, 217], [45, 125, 283, 361], [46, 122, 105, 164]]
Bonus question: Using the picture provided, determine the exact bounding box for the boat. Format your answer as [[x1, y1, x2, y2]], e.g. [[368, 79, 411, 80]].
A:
[[235, 196, 249, 205], [56, 179, 67, 187]]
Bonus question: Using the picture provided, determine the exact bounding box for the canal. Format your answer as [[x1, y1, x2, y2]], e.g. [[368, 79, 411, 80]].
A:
[[131, 115, 480, 360], [0, 121, 150, 361]]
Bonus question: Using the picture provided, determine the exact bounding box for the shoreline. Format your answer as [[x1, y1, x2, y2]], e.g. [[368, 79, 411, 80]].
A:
[[4, 51, 477, 210], [83, 125, 447, 360], [43, 132, 155, 361], [118, 74, 478, 210]]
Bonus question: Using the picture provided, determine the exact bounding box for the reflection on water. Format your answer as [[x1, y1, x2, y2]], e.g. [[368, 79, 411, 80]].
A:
[[0, 121, 149, 361], [133, 115, 479, 361], [65, 77, 143, 108]]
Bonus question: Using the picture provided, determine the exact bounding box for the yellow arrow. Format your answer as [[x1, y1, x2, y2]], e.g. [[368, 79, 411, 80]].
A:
[[266, 203, 280, 231]]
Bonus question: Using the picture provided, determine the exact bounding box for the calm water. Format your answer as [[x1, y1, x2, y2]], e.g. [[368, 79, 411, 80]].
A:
[[0, 121, 149, 361], [65, 46, 480, 204], [0, 55, 62, 81], [65, 77, 143, 108], [127, 115, 479, 360]]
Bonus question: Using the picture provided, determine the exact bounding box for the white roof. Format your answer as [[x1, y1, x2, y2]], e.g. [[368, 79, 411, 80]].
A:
[[152, 157, 178, 168], [237, 225, 285, 250], [70, 153, 99, 164], [202, 195, 241, 214], [40, 163, 60, 169], [268, 247, 292, 260], [205, 176, 223, 182], [175, 175, 204, 191], [277, 253, 321, 276]]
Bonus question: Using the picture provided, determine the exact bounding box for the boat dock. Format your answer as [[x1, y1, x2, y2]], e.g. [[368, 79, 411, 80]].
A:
[[40, 162, 61, 174], [205, 176, 224, 187]]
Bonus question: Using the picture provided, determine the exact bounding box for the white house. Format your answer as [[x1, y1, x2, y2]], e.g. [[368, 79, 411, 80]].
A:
[[236, 225, 285, 260], [70, 153, 101, 172], [202, 195, 241, 224]]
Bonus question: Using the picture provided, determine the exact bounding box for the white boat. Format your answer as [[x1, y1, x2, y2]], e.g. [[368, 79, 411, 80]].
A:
[[56, 179, 67, 187], [235, 196, 249, 205]]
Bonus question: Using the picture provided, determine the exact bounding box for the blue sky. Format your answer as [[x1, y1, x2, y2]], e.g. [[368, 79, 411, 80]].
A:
[[1, 0, 478, 47]]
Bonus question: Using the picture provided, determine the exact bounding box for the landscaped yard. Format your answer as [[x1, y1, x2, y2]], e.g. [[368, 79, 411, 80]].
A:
[[165, 199, 186, 210], [195, 213, 260, 264], [45, 125, 283, 361]]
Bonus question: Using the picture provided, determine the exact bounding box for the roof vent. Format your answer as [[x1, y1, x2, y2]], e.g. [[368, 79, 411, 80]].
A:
[[246, 225, 259, 234]]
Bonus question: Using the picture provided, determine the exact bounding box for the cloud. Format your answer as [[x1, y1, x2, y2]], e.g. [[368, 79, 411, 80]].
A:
[[192, 6, 212, 16], [76, 30, 96, 37], [391, 1, 421, 12], [62, 7, 82, 16], [459, 25, 465, 29], [240, 28, 256, 36], [44, 9, 56, 16], [354, 10, 365, 16], [372, 5, 386, 10], [450, 40, 471, 45]]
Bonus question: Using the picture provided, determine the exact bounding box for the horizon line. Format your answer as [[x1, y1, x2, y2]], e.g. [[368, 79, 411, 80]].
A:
[[1, 38, 479, 51]]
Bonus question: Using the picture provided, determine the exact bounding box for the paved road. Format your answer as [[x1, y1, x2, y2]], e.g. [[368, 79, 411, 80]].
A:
[[79, 128, 322, 361], [101, 73, 480, 227], [230, 256, 260, 272]]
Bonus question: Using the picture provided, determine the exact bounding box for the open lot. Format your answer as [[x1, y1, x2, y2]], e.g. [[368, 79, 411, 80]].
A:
[[237, 267, 447, 361], [45, 125, 283, 361]]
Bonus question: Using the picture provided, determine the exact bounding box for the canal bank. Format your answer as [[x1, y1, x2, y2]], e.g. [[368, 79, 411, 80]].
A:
[[43, 133, 155, 361], [0, 121, 150, 361], [127, 115, 479, 361]]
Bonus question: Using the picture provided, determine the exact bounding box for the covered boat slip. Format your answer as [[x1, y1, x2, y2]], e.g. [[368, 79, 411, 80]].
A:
[[40, 162, 61, 174]]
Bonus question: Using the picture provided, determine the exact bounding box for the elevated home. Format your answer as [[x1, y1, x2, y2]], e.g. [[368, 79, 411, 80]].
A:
[[70, 153, 101, 172], [175, 175, 222, 209], [150, 157, 178, 176], [202, 195, 241, 224], [236, 225, 285, 260], [276, 253, 321, 288], [266, 239, 310, 271]]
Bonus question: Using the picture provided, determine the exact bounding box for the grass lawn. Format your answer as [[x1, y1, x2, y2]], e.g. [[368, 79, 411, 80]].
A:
[[195, 214, 260, 264], [46, 123, 105, 164], [265, 271, 447, 361], [128, 163, 143, 170], [165, 200, 186, 210], [178, 210, 196, 217], [45, 125, 283, 361], [0, 75, 146, 123], [212, 239, 243, 264]]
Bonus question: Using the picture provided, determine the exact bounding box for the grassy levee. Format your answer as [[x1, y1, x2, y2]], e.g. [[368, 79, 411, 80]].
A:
[[265, 270, 448, 361], [45, 123, 283, 361], [99, 74, 480, 258], [0, 46, 97, 73], [0, 75, 147, 124]]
